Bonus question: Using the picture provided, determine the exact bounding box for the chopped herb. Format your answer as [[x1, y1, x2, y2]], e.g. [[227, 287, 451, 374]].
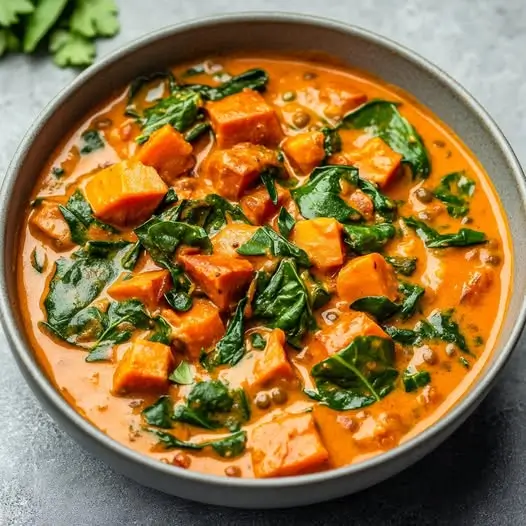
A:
[[79, 129, 104, 155]]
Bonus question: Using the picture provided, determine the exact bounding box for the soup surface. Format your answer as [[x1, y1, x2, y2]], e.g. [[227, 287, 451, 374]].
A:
[[18, 54, 511, 479]]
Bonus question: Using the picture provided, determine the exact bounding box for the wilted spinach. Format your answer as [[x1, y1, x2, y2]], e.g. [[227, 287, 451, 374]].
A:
[[305, 336, 398, 410], [343, 223, 396, 254], [250, 333, 267, 350], [385, 255, 417, 276], [277, 207, 296, 238], [149, 316, 172, 345], [142, 395, 173, 428], [433, 171, 475, 218], [301, 271, 331, 310], [79, 129, 104, 155], [402, 368, 431, 392], [322, 127, 342, 158], [164, 289, 192, 312]]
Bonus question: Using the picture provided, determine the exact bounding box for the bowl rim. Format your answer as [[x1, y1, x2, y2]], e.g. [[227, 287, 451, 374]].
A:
[[2, 11, 526, 490]]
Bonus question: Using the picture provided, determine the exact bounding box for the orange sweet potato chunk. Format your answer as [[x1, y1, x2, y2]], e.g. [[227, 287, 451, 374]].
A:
[[252, 329, 293, 387], [29, 201, 74, 251], [316, 310, 389, 356], [319, 83, 367, 119], [291, 218, 344, 270], [240, 185, 288, 225], [135, 124, 195, 185], [205, 143, 279, 200], [206, 89, 283, 148], [179, 253, 254, 311], [84, 160, 168, 226], [113, 339, 173, 395], [162, 299, 225, 359], [107, 270, 170, 306], [336, 253, 399, 304], [211, 224, 259, 258], [251, 412, 329, 478], [282, 131, 325, 174]]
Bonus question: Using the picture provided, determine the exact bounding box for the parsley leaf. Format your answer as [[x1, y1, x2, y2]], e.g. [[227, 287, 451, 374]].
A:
[[49, 29, 96, 68], [23, 0, 69, 53], [0, 0, 34, 27], [70, 0, 120, 38]]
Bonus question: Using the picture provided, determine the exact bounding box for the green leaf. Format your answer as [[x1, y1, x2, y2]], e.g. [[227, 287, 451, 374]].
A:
[[147, 429, 206, 450], [0, 28, 20, 57], [142, 396, 173, 428], [351, 296, 399, 322], [164, 289, 192, 312], [169, 361, 194, 385], [277, 207, 295, 238], [343, 223, 396, 255], [322, 127, 342, 158], [30, 247, 46, 273], [301, 270, 331, 310], [121, 241, 142, 270], [148, 316, 171, 345], [404, 216, 486, 248], [186, 68, 268, 101], [184, 121, 210, 142], [250, 332, 267, 350], [79, 129, 105, 155], [70, 0, 120, 38], [398, 281, 425, 320], [23, 0, 69, 53], [207, 298, 247, 367], [290, 165, 361, 223], [385, 256, 417, 276], [237, 226, 310, 267], [357, 175, 397, 221], [403, 368, 431, 392], [340, 99, 431, 179], [125, 71, 177, 117], [0, 0, 34, 27], [261, 170, 279, 205], [433, 171, 475, 218], [209, 430, 247, 458], [49, 29, 96, 68], [252, 259, 313, 347], [305, 336, 398, 410]]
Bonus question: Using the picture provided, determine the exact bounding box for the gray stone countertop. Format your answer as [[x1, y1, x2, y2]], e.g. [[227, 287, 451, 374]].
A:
[[1, 1, 526, 524]]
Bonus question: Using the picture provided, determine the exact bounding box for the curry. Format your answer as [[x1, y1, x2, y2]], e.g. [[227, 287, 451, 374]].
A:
[[18, 54, 511, 479]]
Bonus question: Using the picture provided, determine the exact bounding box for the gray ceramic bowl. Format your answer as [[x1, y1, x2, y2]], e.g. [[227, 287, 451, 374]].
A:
[[1, 12, 525, 509]]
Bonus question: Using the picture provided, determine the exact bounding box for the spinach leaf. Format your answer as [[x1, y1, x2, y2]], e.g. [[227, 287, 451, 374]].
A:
[[351, 296, 399, 322], [164, 289, 192, 312], [136, 89, 201, 144], [186, 68, 268, 101], [403, 368, 431, 392], [398, 281, 425, 320], [357, 176, 397, 221], [433, 171, 475, 218], [184, 121, 210, 142], [250, 332, 267, 350], [252, 259, 313, 347], [206, 298, 247, 367], [340, 99, 431, 179], [322, 127, 342, 158], [301, 271, 331, 310], [305, 336, 398, 410], [290, 165, 361, 223], [385, 255, 417, 276], [147, 429, 206, 450], [79, 129, 104, 155], [75, 240, 130, 259], [237, 226, 310, 267], [343, 223, 396, 254], [125, 71, 177, 116], [121, 241, 142, 270], [179, 194, 249, 235], [404, 216, 486, 248], [86, 299, 151, 362], [30, 247, 46, 273], [277, 207, 295, 238], [142, 395, 173, 428], [261, 169, 279, 205], [149, 316, 172, 345], [169, 361, 194, 385]]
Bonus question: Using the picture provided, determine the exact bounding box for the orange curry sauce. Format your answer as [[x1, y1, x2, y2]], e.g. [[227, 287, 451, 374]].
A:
[[18, 54, 511, 478]]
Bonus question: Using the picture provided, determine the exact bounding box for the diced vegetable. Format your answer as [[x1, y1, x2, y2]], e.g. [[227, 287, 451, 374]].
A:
[[179, 253, 254, 311], [206, 89, 283, 148], [291, 218, 344, 270], [240, 185, 288, 225], [251, 412, 329, 478], [211, 224, 259, 258], [135, 124, 195, 184], [282, 131, 325, 174], [162, 298, 225, 359], [112, 339, 174, 394], [29, 200, 74, 251], [319, 83, 367, 119], [252, 328, 293, 387], [205, 143, 280, 200], [84, 160, 168, 226], [336, 253, 399, 304], [107, 270, 170, 306]]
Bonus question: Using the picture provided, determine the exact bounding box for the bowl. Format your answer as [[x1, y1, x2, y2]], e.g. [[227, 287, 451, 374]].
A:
[[2, 13, 526, 509]]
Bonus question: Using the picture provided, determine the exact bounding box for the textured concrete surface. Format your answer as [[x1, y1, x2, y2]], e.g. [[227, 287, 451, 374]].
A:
[[1, 1, 526, 524]]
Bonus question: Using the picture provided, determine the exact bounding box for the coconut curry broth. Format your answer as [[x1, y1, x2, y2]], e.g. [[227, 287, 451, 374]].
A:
[[18, 54, 510, 478]]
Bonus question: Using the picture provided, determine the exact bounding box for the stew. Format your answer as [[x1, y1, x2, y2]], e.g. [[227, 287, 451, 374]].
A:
[[18, 54, 511, 478]]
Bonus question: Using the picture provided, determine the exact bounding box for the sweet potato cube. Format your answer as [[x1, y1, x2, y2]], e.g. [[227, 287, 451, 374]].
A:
[[252, 329, 293, 387], [107, 270, 170, 306], [282, 131, 325, 174], [113, 339, 173, 395], [135, 124, 195, 185], [291, 218, 344, 270], [319, 83, 367, 119], [316, 311, 389, 356], [29, 201, 74, 251], [240, 185, 288, 225], [211, 224, 259, 258], [84, 160, 168, 226], [179, 253, 254, 311], [206, 143, 279, 200], [206, 89, 283, 148], [251, 412, 329, 478], [162, 299, 225, 359], [336, 253, 399, 304]]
